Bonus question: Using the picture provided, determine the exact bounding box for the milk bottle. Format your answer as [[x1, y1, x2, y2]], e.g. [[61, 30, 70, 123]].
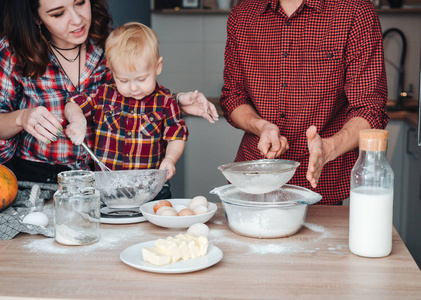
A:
[[349, 129, 394, 257]]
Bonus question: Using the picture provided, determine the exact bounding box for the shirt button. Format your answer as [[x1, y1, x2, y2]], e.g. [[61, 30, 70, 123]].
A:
[[283, 52, 288, 57], [286, 21, 290, 26], [328, 53, 333, 58], [126, 153, 129, 157], [150, 117, 154, 121], [127, 132, 132, 136], [130, 110, 134, 114], [282, 83, 288, 88]]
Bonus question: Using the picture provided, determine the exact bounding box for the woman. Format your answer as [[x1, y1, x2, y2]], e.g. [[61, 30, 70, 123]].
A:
[[0, 0, 218, 186]]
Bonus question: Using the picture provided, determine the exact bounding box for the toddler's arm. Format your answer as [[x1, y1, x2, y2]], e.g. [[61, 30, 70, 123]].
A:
[[159, 140, 185, 180], [64, 102, 87, 145]]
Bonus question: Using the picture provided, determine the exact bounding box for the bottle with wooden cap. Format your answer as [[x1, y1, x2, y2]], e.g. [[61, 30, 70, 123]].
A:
[[349, 129, 394, 257]]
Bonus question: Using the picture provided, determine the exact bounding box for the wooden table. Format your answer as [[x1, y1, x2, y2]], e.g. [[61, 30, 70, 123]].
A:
[[1, 205, 420, 299]]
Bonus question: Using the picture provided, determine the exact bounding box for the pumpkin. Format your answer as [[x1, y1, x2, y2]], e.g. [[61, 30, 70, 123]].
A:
[[0, 165, 18, 212]]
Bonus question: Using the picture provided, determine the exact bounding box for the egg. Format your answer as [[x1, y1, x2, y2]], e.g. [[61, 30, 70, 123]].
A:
[[192, 205, 208, 215], [188, 196, 208, 210], [178, 208, 194, 216], [156, 206, 173, 215], [159, 207, 178, 216], [187, 223, 209, 237], [22, 211, 49, 227], [153, 200, 173, 213], [173, 204, 188, 213]]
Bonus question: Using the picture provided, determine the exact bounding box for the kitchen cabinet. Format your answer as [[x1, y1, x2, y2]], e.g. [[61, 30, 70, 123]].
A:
[[386, 118, 421, 268], [403, 123, 421, 267]]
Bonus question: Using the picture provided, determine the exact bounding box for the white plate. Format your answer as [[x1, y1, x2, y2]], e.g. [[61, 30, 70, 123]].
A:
[[139, 199, 217, 228], [120, 240, 223, 273]]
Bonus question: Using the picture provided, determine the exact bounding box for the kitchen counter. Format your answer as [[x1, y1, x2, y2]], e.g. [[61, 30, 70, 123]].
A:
[[0, 205, 420, 299]]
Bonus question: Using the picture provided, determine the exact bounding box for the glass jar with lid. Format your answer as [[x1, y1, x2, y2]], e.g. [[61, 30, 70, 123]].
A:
[[54, 170, 100, 245], [349, 129, 394, 257]]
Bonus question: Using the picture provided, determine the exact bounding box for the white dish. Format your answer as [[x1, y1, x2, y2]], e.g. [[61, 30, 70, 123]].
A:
[[120, 240, 223, 274], [139, 199, 217, 228]]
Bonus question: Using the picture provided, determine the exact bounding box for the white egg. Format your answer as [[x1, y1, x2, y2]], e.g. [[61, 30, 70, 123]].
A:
[[22, 211, 49, 227], [187, 223, 209, 237], [156, 206, 173, 215], [188, 196, 208, 210], [173, 204, 188, 213], [159, 208, 178, 216], [192, 205, 208, 215]]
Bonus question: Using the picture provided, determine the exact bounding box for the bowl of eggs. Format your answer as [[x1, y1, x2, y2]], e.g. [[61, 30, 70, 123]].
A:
[[139, 196, 217, 228]]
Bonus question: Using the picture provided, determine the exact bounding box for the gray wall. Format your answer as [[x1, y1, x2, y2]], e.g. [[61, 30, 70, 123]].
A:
[[107, 0, 150, 27]]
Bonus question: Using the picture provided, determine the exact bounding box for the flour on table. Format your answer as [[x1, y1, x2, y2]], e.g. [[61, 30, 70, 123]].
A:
[[23, 226, 158, 254], [209, 222, 339, 255]]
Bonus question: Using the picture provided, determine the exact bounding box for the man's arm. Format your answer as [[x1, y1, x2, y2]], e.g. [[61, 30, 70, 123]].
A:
[[230, 104, 289, 159]]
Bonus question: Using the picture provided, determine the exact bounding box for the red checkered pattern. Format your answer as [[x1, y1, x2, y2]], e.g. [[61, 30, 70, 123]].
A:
[[220, 0, 388, 204]]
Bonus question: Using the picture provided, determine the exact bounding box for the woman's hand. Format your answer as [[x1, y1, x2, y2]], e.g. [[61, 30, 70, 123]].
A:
[[177, 90, 219, 123], [17, 106, 63, 144]]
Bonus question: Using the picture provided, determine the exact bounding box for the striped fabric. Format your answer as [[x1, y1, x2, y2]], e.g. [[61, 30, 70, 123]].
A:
[[220, 0, 389, 204], [69, 83, 188, 171]]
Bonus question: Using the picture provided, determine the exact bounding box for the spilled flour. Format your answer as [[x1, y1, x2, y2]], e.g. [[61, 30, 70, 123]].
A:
[[209, 222, 346, 256], [23, 226, 160, 254], [23, 220, 347, 257]]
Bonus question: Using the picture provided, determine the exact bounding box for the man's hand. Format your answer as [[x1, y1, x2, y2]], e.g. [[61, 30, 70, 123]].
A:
[[258, 122, 289, 159]]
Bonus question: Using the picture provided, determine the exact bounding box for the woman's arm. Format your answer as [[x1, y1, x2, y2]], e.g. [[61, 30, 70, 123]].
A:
[[0, 107, 62, 143]]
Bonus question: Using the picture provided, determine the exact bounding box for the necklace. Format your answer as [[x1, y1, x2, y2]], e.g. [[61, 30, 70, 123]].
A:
[[50, 43, 81, 63], [51, 46, 81, 93]]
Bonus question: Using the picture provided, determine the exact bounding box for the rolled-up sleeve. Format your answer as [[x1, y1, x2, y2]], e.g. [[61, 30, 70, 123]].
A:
[[220, 10, 254, 127], [344, 2, 388, 129], [163, 96, 188, 141]]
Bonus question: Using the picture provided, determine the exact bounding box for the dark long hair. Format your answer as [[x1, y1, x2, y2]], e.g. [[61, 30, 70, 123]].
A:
[[3, 0, 112, 78]]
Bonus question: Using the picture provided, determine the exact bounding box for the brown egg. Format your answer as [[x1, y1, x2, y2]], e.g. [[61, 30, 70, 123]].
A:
[[178, 208, 195, 216]]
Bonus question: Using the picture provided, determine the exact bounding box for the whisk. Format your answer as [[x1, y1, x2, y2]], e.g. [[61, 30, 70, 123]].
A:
[[81, 142, 135, 199], [81, 142, 111, 172]]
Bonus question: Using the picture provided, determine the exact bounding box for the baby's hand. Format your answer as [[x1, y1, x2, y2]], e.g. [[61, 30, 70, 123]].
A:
[[65, 119, 87, 145], [159, 158, 176, 180]]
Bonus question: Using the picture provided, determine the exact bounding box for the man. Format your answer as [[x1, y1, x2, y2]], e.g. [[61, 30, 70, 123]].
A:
[[220, 0, 388, 204]]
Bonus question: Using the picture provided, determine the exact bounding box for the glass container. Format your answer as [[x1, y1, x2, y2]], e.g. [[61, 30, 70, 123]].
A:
[[54, 170, 100, 245], [349, 129, 394, 257]]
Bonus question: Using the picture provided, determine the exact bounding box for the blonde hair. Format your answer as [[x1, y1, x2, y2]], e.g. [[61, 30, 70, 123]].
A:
[[105, 22, 160, 73]]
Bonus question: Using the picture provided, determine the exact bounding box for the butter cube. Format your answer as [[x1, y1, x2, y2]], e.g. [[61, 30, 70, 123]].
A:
[[155, 238, 182, 263], [142, 247, 171, 266], [168, 236, 191, 260]]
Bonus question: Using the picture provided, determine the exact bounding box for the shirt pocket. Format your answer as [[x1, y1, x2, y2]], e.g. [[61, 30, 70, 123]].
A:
[[298, 48, 344, 87], [102, 104, 122, 132], [138, 111, 164, 137]]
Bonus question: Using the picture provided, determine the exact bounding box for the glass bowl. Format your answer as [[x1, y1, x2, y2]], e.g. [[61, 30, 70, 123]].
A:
[[210, 184, 322, 238], [94, 169, 167, 208], [218, 159, 300, 194]]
